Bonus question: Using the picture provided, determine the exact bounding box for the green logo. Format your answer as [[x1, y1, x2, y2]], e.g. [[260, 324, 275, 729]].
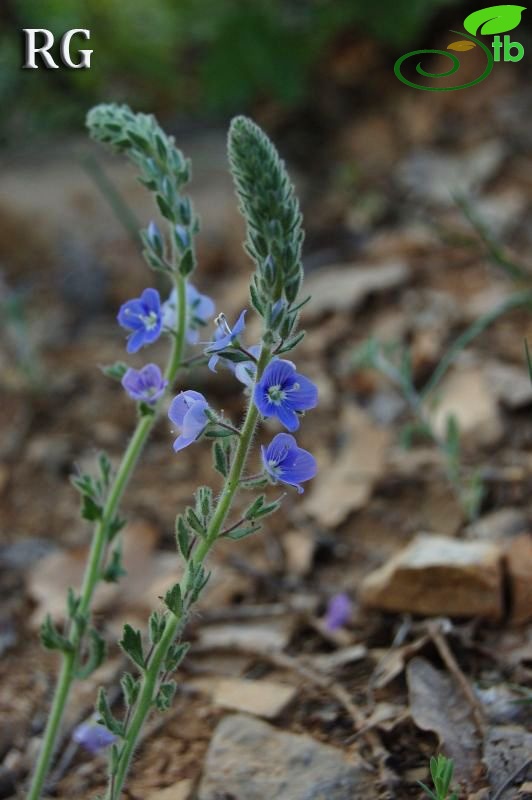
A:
[[394, 4, 526, 91]]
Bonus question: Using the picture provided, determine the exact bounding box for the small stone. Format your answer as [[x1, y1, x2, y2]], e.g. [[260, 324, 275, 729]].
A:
[[198, 714, 377, 800], [283, 530, 315, 576], [305, 260, 410, 317], [430, 367, 503, 447], [397, 141, 505, 205], [147, 779, 193, 800], [484, 361, 532, 409], [360, 534, 503, 620], [465, 508, 528, 542], [211, 678, 297, 719], [198, 619, 294, 653], [483, 726, 532, 797], [505, 535, 532, 625]]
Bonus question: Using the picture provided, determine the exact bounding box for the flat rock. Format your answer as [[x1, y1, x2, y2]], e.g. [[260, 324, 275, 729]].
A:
[[484, 361, 532, 409], [197, 677, 297, 719], [198, 714, 377, 800], [465, 508, 528, 542], [430, 367, 503, 447], [397, 141, 505, 205], [483, 726, 532, 798], [505, 535, 532, 624], [197, 618, 294, 652], [305, 260, 410, 317], [360, 534, 503, 620], [147, 780, 193, 800]]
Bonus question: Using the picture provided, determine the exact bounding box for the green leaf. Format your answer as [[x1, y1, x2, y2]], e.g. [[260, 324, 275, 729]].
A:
[[119, 624, 145, 670], [464, 5, 526, 36], [149, 611, 166, 645], [101, 361, 128, 381], [154, 680, 177, 711], [164, 583, 183, 617], [204, 428, 236, 439], [525, 339, 532, 384], [120, 672, 140, 707], [164, 642, 190, 672], [99, 453, 112, 488], [213, 441, 228, 477], [81, 495, 103, 522], [175, 515, 192, 559], [76, 628, 107, 679], [179, 248, 195, 277], [96, 687, 124, 737], [66, 587, 81, 620], [186, 507, 206, 537], [102, 545, 127, 583], [40, 615, 73, 653], [225, 524, 260, 541], [156, 193, 175, 222], [107, 515, 127, 541]]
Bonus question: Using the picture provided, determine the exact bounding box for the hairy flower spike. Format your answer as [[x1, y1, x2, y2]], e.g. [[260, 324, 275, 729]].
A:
[[87, 104, 197, 277], [228, 116, 304, 317]]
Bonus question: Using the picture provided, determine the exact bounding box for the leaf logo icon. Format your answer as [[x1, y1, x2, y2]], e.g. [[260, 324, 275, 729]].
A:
[[448, 40, 477, 50], [463, 4, 526, 36]]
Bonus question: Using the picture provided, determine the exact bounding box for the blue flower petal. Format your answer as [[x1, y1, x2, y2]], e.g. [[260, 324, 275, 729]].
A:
[[284, 373, 318, 411], [232, 309, 247, 336], [141, 288, 161, 313], [127, 328, 147, 354], [181, 401, 208, 438], [173, 433, 195, 452], [278, 448, 317, 493], [275, 403, 299, 432]]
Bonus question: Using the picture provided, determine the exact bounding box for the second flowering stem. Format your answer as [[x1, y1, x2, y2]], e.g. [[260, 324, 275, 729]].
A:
[[27, 274, 188, 800], [107, 345, 271, 800]]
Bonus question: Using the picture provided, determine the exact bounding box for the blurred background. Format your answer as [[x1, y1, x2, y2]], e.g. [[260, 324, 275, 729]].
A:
[[1, 1, 532, 797]]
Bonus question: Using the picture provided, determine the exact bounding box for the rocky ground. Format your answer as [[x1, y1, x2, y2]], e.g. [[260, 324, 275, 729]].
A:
[[1, 34, 532, 800]]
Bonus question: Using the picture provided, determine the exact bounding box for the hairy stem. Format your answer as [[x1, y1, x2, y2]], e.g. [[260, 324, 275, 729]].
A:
[[107, 345, 271, 800], [27, 273, 188, 800]]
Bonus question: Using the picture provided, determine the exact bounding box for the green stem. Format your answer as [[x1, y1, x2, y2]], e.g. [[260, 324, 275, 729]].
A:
[[107, 345, 271, 800], [27, 273, 188, 800]]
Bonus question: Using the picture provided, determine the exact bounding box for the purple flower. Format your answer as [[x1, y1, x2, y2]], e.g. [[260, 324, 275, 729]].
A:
[[254, 359, 318, 432], [205, 310, 247, 372], [168, 390, 209, 452], [162, 284, 215, 344], [261, 433, 317, 493], [117, 288, 162, 354], [73, 719, 117, 754], [324, 593, 352, 631], [121, 364, 168, 405]]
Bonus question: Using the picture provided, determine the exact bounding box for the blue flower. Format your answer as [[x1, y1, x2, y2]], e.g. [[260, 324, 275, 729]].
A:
[[324, 593, 352, 631], [254, 359, 318, 432], [73, 719, 117, 755], [117, 288, 162, 354], [162, 284, 215, 345], [168, 390, 209, 452], [261, 433, 317, 493], [205, 310, 247, 372], [121, 364, 168, 405], [234, 344, 261, 388]]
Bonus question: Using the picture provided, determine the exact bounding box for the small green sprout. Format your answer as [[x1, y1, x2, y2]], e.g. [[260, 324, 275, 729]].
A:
[[418, 754, 458, 800]]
